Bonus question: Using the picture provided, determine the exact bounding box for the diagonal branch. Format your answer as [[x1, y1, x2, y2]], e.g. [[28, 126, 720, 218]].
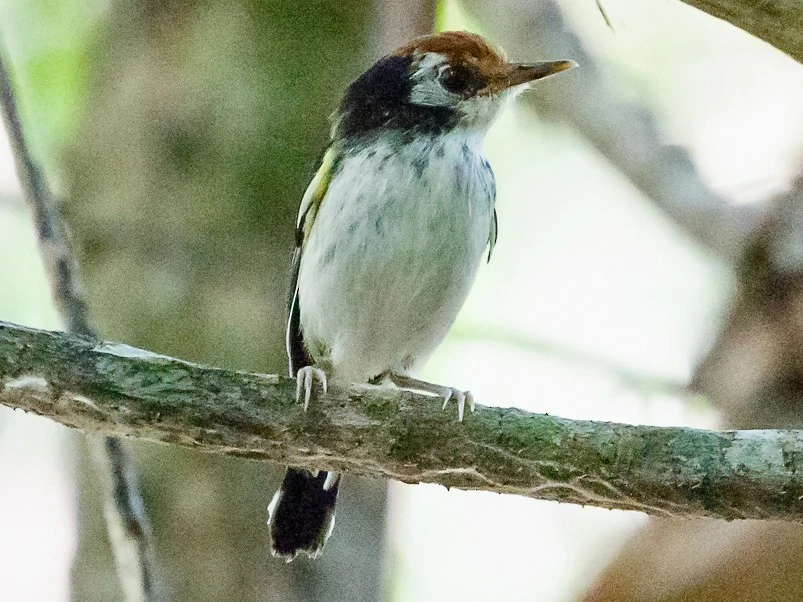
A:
[[678, 0, 803, 65], [0, 47, 155, 601], [0, 48, 92, 334], [2, 319, 803, 523]]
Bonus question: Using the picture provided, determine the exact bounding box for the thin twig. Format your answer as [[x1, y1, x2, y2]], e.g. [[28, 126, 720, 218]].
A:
[[2, 319, 803, 522], [0, 47, 155, 601]]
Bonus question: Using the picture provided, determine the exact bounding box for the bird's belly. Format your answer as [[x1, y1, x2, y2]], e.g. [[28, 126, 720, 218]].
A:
[[297, 139, 493, 383], [300, 213, 487, 383]]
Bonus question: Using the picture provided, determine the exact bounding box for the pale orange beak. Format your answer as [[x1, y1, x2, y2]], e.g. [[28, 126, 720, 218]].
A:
[[482, 60, 577, 95], [505, 60, 577, 85]]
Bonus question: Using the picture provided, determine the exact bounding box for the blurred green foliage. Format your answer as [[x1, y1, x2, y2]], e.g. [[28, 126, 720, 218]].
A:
[[0, 0, 104, 161], [63, 0, 374, 373]]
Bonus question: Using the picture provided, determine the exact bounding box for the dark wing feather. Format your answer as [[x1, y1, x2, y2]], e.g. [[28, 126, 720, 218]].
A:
[[487, 207, 498, 262], [482, 158, 497, 263], [286, 246, 310, 376]]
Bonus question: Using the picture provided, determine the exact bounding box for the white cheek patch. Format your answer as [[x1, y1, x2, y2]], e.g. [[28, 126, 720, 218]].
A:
[[458, 92, 509, 130], [409, 51, 455, 107]]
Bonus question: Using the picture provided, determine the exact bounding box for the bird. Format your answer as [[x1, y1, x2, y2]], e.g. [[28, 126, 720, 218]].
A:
[[267, 30, 576, 561]]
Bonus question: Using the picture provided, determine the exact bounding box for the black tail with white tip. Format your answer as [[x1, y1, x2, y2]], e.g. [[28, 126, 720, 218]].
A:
[[267, 468, 341, 560]]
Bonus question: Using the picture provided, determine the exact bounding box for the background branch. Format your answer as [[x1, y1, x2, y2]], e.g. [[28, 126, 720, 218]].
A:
[[692, 174, 803, 427], [463, 0, 767, 261], [2, 319, 803, 523], [373, 0, 436, 53], [0, 48, 155, 601]]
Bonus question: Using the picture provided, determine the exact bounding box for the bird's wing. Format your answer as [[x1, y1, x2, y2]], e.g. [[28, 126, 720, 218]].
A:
[[286, 148, 339, 376]]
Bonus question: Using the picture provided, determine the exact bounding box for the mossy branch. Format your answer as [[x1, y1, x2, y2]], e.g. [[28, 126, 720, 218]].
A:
[[2, 319, 803, 522]]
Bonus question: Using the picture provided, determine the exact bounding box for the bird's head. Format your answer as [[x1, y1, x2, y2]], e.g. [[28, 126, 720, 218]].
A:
[[332, 31, 576, 141]]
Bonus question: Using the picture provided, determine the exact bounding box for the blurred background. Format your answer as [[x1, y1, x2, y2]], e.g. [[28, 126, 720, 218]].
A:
[[0, 0, 802, 600]]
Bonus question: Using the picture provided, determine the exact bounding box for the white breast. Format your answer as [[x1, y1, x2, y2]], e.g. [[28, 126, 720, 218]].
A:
[[297, 133, 495, 384]]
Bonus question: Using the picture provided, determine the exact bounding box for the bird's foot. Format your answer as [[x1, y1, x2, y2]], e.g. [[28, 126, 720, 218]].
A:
[[295, 366, 328, 411], [439, 386, 475, 423], [386, 373, 475, 422]]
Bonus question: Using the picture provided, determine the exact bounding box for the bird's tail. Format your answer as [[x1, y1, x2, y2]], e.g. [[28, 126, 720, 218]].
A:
[[267, 468, 341, 560]]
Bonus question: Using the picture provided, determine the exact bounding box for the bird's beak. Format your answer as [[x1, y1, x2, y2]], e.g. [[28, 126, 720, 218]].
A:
[[483, 60, 577, 95], [504, 60, 577, 87]]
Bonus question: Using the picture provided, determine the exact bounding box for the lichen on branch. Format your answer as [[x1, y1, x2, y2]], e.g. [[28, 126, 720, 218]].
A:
[[3, 319, 803, 522]]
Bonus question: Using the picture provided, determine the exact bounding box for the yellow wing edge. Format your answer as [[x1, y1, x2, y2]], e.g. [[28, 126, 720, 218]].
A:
[[296, 148, 339, 246]]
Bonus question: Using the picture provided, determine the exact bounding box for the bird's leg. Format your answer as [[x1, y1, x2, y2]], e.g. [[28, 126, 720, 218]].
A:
[[295, 366, 328, 411], [386, 372, 475, 422]]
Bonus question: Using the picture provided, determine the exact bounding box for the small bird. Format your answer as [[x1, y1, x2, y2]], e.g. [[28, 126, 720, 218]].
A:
[[267, 30, 575, 560]]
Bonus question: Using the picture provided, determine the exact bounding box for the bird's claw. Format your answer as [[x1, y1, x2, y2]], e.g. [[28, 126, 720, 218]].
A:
[[441, 387, 475, 422], [385, 372, 475, 423], [295, 366, 328, 411]]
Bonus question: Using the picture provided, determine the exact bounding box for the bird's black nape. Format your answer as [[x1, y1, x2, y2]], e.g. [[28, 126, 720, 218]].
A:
[[333, 55, 458, 140]]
